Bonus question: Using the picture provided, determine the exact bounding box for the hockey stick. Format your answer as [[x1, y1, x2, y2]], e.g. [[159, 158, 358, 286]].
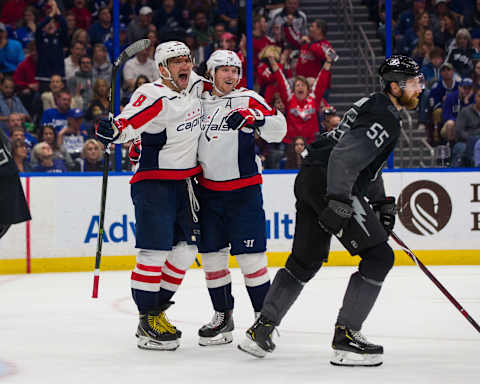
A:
[[92, 39, 151, 299], [390, 231, 480, 333]]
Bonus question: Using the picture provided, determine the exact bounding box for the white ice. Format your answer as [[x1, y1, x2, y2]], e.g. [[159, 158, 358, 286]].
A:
[[1, 266, 479, 384]]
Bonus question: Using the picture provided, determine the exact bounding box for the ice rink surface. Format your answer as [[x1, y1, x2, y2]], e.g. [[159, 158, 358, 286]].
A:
[[1, 266, 479, 384]]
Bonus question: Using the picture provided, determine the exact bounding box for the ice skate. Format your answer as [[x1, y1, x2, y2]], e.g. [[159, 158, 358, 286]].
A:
[[136, 302, 182, 350], [237, 315, 276, 358], [198, 310, 234, 346], [330, 325, 383, 366]]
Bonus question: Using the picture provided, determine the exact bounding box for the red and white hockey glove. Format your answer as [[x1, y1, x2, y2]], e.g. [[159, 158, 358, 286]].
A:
[[128, 138, 141, 165], [225, 108, 265, 131]]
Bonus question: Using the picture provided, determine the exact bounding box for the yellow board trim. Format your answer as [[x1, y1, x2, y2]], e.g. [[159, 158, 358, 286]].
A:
[[1, 250, 480, 274]]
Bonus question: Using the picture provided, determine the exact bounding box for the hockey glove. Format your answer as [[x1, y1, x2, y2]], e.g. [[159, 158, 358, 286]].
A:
[[95, 117, 123, 146], [318, 198, 353, 236], [128, 138, 141, 165], [372, 196, 396, 232], [225, 108, 265, 131]]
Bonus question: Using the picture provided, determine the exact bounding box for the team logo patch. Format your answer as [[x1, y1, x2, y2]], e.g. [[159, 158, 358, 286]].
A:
[[398, 180, 452, 236]]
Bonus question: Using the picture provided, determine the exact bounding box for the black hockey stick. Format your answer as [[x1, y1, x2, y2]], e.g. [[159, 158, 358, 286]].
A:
[[92, 39, 151, 299], [390, 231, 480, 333]]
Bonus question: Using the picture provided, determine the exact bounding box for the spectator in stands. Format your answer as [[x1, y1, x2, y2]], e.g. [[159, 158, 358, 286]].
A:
[[189, 10, 213, 48], [41, 74, 82, 111], [269, 0, 307, 39], [71, 28, 92, 56], [286, 19, 334, 96], [257, 45, 292, 105], [32, 142, 67, 173], [85, 78, 109, 129], [72, 0, 92, 30], [65, 11, 77, 48], [122, 48, 158, 92], [105, 23, 128, 62], [35, 1, 68, 89], [269, 52, 332, 145], [401, 10, 432, 56], [9, 117, 37, 157], [154, 0, 188, 38], [413, 28, 438, 65], [451, 87, 480, 167], [13, 42, 39, 115], [33, 124, 74, 170], [472, 60, 480, 88], [79, 138, 104, 172], [128, 6, 153, 44], [252, 15, 275, 70], [463, 0, 480, 32], [441, 77, 474, 145], [57, 108, 88, 165], [436, 12, 457, 51], [15, 6, 38, 50], [395, 0, 426, 42], [65, 41, 87, 81], [428, 62, 459, 144], [217, 0, 239, 33], [0, 0, 28, 27], [88, 7, 112, 46], [11, 138, 32, 172], [0, 77, 29, 134], [212, 21, 226, 50], [41, 89, 73, 133], [91, 44, 112, 82], [430, 0, 450, 39], [68, 55, 94, 110], [446, 29, 477, 79], [421, 47, 445, 86], [284, 136, 305, 169], [0, 22, 24, 76], [319, 107, 341, 135]]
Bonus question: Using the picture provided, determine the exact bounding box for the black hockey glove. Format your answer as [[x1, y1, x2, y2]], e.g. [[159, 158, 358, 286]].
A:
[[318, 198, 353, 236], [372, 196, 396, 233], [95, 117, 122, 146], [225, 108, 265, 131]]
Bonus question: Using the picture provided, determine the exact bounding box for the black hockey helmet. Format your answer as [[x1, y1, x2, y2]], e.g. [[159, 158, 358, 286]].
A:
[[378, 55, 421, 90]]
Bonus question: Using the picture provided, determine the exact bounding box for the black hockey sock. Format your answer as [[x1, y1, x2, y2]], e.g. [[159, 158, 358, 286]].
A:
[[157, 287, 176, 306], [246, 281, 270, 312], [132, 288, 159, 313], [261, 268, 304, 326], [208, 283, 234, 312], [336, 271, 382, 331]]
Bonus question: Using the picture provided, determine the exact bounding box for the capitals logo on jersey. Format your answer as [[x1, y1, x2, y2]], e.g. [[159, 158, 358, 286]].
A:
[[177, 107, 203, 132]]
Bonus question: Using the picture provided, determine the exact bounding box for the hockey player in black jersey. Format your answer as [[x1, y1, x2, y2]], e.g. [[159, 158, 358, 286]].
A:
[[238, 55, 424, 366]]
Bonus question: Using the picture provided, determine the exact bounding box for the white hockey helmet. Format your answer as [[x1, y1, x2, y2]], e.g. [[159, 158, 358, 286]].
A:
[[154, 41, 192, 68], [206, 49, 242, 85]]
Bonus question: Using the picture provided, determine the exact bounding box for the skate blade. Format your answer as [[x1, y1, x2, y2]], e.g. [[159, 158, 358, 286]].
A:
[[199, 332, 233, 346], [137, 336, 179, 351], [237, 338, 267, 358], [330, 350, 382, 367]]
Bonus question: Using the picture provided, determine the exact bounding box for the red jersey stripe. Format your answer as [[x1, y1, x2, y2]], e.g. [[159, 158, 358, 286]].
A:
[[130, 165, 202, 184], [127, 97, 164, 129], [131, 272, 162, 284], [197, 174, 262, 191], [164, 260, 186, 275], [248, 97, 276, 116]]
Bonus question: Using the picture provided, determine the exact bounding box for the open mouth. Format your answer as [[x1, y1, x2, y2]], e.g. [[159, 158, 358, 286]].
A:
[[224, 80, 234, 86], [178, 73, 188, 81]]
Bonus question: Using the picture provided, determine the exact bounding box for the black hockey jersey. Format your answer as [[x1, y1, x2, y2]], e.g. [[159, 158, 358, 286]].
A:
[[304, 92, 403, 201]]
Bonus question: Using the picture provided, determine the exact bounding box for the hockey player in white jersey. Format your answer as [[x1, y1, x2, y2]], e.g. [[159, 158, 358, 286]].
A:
[[95, 41, 208, 351], [196, 50, 287, 346]]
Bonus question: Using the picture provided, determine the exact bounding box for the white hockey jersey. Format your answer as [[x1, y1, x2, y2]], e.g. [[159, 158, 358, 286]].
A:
[[114, 72, 209, 183], [198, 88, 286, 191]]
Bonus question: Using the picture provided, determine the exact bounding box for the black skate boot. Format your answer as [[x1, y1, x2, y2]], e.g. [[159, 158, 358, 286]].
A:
[[136, 302, 181, 350], [237, 315, 277, 358], [198, 310, 234, 346], [330, 325, 383, 366]]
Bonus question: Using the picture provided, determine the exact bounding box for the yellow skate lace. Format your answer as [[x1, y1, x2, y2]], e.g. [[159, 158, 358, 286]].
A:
[[147, 314, 171, 335], [158, 312, 177, 334]]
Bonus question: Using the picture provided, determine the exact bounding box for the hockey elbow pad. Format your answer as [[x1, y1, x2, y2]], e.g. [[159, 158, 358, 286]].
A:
[[225, 108, 265, 131], [372, 196, 396, 232]]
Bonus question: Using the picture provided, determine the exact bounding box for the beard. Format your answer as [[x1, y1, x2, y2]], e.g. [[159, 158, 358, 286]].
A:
[[398, 92, 419, 110]]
